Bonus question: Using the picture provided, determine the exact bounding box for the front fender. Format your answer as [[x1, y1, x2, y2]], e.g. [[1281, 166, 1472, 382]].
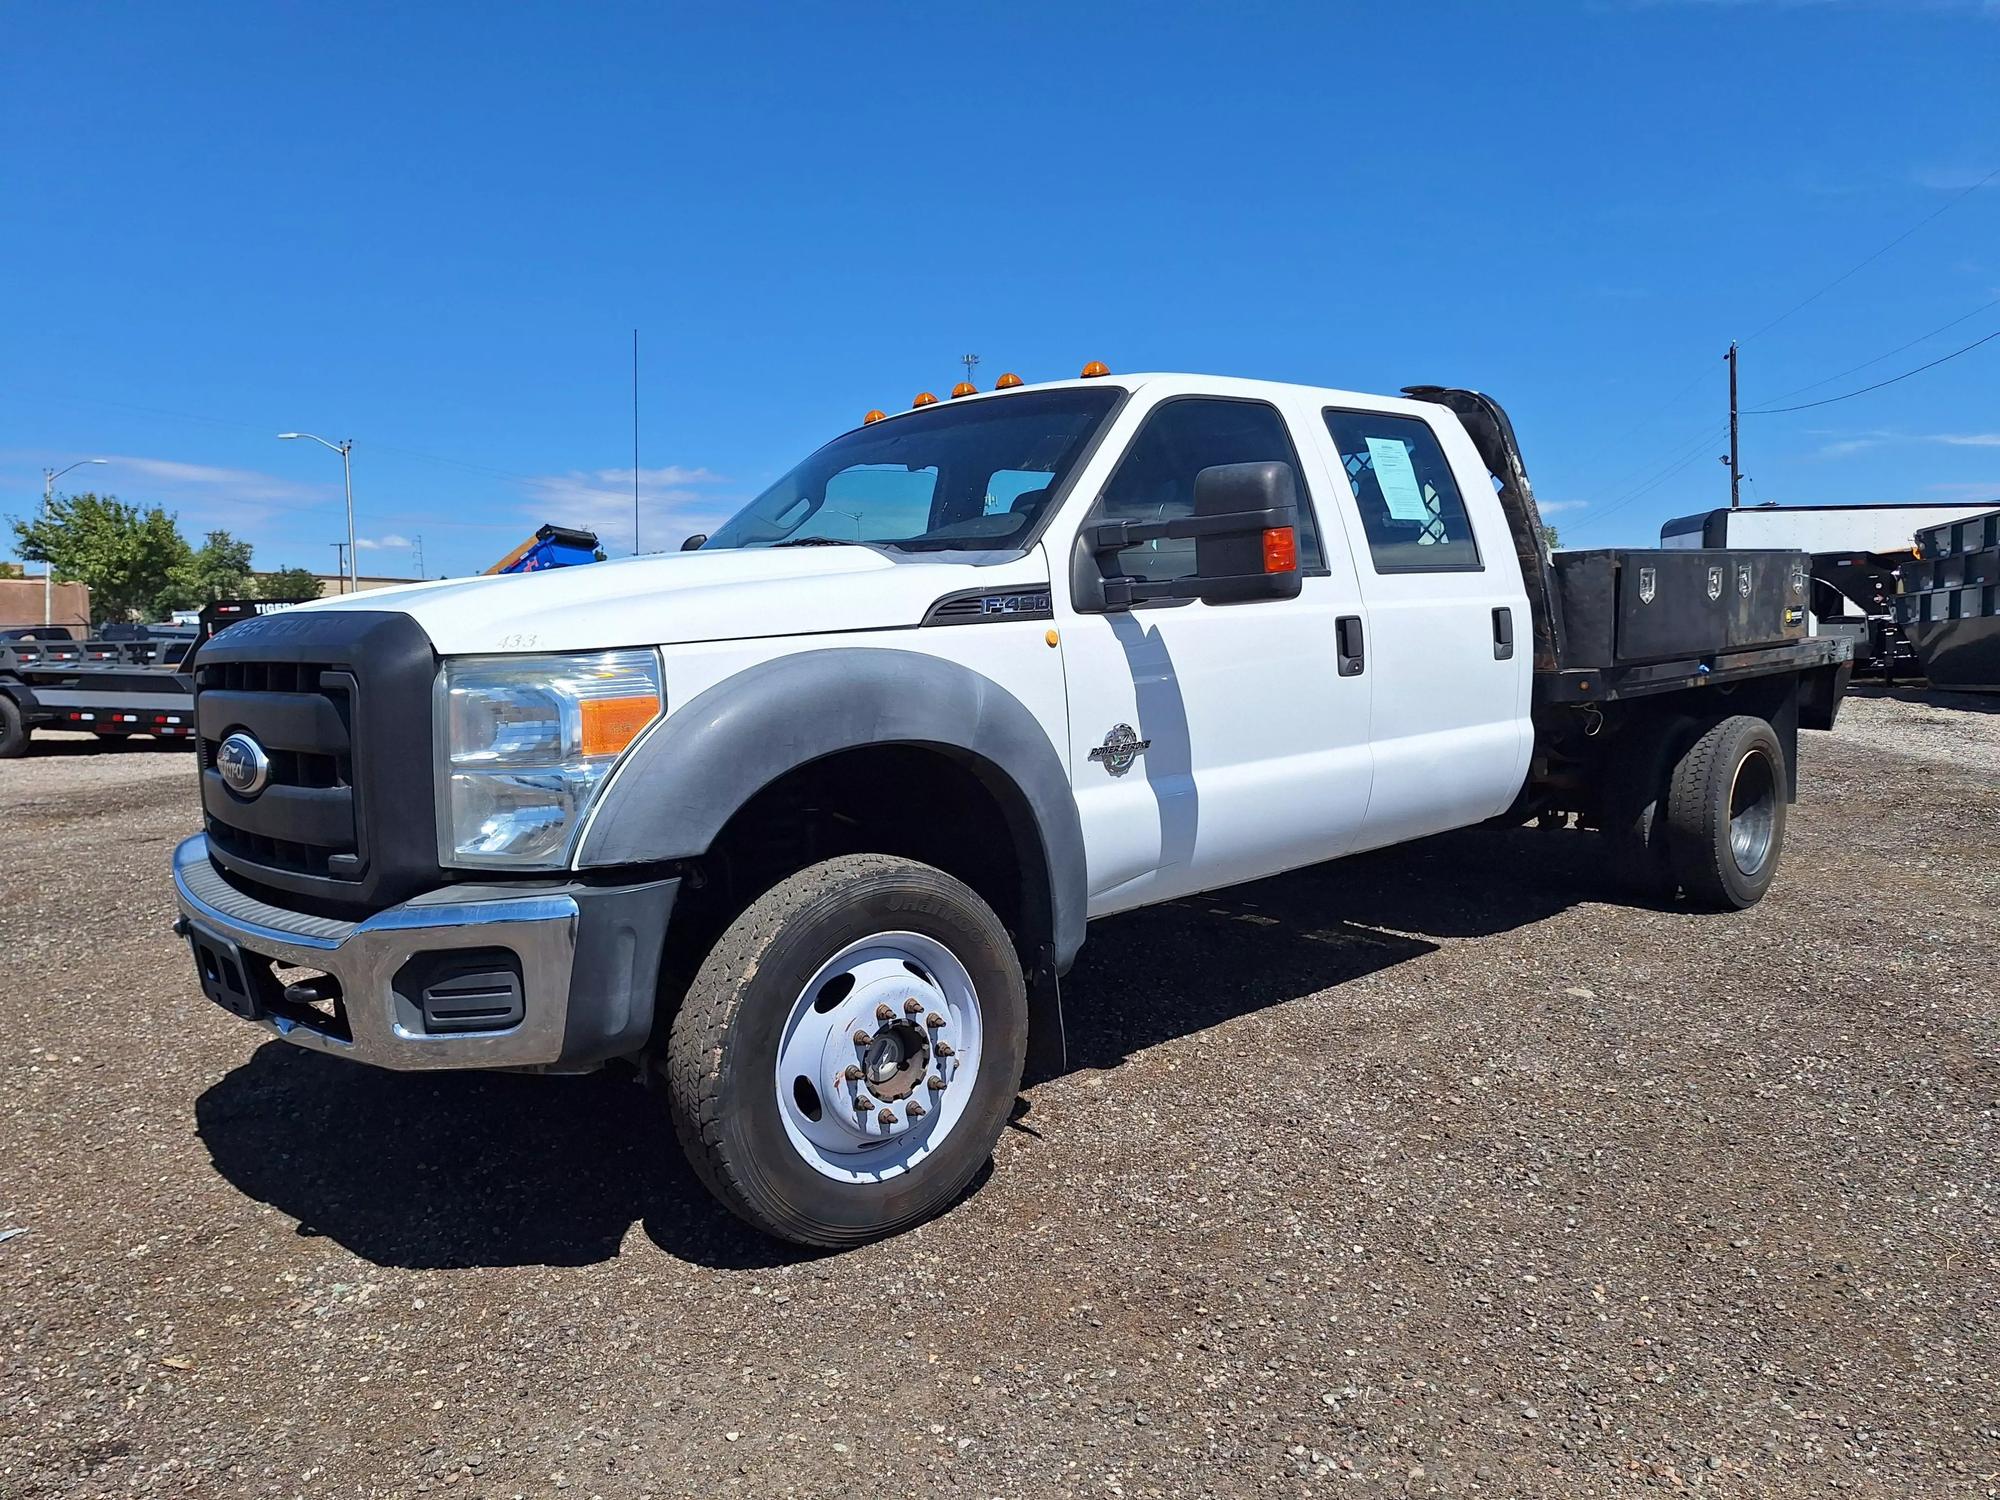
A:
[[573, 648, 1087, 970]]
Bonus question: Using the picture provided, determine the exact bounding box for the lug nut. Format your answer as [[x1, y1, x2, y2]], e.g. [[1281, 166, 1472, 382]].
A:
[[905, 1101, 926, 1118], [934, 1041, 955, 1058], [844, 1064, 865, 1082], [852, 1029, 873, 1046], [854, 1095, 875, 1111], [877, 1107, 897, 1125], [875, 1003, 896, 1021], [927, 1074, 945, 1091], [926, 1011, 945, 1028], [903, 997, 924, 1015]]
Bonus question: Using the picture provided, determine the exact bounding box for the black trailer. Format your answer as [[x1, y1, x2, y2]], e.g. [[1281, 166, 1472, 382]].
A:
[[1894, 508, 2000, 692], [0, 598, 310, 758]]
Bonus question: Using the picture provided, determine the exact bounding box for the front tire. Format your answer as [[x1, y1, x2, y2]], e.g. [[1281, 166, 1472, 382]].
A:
[[664, 854, 1028, 1248], [1665, 715, 1788, 911]]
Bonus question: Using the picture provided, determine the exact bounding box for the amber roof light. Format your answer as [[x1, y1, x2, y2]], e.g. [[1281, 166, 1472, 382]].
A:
[[912, 391, 938, 407], [951, 381, 978, 398], [995, 372, 1023, 389], [863, 409, 888, 425], [1080, 360, 1110, 378]]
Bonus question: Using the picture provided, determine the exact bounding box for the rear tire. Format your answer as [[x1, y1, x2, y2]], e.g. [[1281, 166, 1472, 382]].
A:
[[1665, 715, 1787, 911], [1599, 721, 1687, 899], [665, 854, 1028, 1248], [0, 696, 30, 759]]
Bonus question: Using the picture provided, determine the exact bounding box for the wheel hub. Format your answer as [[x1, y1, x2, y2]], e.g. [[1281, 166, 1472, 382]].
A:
[[773, 933, 982, 1181]]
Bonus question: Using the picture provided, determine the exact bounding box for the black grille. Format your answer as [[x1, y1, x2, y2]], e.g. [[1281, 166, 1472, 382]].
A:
[[192, 610, 440, 913]]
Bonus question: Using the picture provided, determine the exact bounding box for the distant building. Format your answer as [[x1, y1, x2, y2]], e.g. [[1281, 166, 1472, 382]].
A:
[[253, 570, 425, 598]]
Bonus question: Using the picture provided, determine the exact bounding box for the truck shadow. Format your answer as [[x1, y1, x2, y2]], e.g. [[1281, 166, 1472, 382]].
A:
[[194, 822, 1596, 1272]]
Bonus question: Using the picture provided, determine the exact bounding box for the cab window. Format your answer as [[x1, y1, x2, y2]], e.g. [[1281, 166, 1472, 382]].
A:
[[1322, 409, 1482, 572], [1093, 398, 1325, 585]]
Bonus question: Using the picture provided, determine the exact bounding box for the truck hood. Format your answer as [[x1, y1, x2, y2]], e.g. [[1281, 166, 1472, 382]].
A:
[[288, 546, 1049, 656]]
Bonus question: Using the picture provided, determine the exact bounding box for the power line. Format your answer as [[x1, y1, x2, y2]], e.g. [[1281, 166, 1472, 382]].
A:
[[1743, 164, 2000, 343], [1752, 293, 2000, 408], [1745, 325, 2000, 414]]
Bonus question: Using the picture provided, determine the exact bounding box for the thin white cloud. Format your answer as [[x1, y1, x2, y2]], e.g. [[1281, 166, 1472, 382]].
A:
[[49, 455, 337, 511], [354, 534, 413, 551], [1536, 500, 1591, 515], [520, 463, 737, 555], [1928, 432, 2000, 447]]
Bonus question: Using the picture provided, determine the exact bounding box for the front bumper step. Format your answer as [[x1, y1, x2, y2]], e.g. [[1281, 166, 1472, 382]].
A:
[[170, 834, 674, 1071]]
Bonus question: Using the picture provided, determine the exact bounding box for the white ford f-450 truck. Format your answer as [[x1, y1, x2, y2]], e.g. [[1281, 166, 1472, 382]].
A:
[[170, 369, 1850, 1245]]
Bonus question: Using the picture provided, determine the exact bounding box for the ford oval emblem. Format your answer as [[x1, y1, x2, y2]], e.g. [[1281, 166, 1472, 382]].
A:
[[216, 731, 272, 798]]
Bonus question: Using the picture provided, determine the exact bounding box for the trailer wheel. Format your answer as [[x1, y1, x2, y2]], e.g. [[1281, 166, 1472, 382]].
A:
[[664, 853, 1028, 1248], [0, 696, 30, 759], [1665, 715, 1787, 911]]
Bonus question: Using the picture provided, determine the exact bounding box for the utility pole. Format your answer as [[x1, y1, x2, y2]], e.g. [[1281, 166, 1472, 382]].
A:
[[1726, 341, 1741, 511], [330, 542, 350, 593], [961, 353, 979, 387], [413, 534, 425, 579], [38, 458, 107, 625], [279, 433, 357, 590]]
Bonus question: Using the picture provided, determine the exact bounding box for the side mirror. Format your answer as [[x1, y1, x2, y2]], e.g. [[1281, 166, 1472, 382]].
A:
[[1078, 460, 1303, 610], [1188, 461, 1302, 604], [680, 533, 707, 551]]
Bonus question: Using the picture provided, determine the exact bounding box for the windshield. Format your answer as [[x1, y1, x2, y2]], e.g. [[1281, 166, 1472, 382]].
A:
[[702, 386, 1123, 552]]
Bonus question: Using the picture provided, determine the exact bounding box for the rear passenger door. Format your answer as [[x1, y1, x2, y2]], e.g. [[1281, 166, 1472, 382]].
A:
[[1309, 405, 1533, 849]]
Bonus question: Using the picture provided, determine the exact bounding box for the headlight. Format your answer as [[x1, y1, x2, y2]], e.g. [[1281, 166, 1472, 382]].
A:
[[440, 649, 664, 868]]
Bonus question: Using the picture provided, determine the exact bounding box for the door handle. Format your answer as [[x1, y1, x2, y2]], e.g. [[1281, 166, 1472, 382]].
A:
[[1335, 615, 1365, 676], [1492, 606, 1515, 661]]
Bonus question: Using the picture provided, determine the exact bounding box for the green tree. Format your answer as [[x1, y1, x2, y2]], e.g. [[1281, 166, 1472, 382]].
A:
[[257, 566, 324, 601], [168, 529, 256, 606], [10, 492, 195, 623], [1539, 523, 1562, 552]]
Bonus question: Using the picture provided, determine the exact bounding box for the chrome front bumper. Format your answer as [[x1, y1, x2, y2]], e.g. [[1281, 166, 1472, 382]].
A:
[[171, 834, 592, 1070]]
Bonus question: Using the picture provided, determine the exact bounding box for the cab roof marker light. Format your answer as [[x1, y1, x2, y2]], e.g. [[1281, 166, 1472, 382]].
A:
[[863, 409, 888, 425], [995, 372, 1024, 389], [1080, 360, 1111, 378], [912, 392, 939, 408], [950, 382, 977, 398]]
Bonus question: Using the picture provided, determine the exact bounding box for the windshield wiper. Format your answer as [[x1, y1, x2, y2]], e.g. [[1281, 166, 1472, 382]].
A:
[[771, 535, 861, 547]]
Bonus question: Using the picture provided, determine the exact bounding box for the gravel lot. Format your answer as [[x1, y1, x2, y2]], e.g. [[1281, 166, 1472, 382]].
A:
[[2, 694, 1995, 1499]]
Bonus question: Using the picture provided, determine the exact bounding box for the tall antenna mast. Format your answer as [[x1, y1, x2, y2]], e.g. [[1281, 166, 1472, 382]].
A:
[[633, 329, 642, 553], [412, 534, 425, 578], [961, 353, 979, 386]]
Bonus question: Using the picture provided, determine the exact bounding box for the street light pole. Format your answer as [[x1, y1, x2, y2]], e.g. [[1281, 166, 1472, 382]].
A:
[[39, 458, 108, 626], [278, 433, 356, 592]]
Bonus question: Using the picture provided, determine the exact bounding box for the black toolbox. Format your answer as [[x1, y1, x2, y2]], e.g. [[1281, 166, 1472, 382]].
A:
[[1552, 548, 1811, 668]]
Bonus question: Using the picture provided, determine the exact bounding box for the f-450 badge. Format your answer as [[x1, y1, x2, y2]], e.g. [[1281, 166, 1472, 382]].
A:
[[1088, 723, 1151, 777]]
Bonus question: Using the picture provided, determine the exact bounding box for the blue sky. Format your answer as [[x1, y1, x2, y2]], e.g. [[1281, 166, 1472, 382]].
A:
[[4, 1, 1998, 580]]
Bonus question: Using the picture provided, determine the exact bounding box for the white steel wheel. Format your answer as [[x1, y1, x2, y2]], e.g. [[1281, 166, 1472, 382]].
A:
[[665, 853, 1028, 1248], [773, 931, 984, 1182]]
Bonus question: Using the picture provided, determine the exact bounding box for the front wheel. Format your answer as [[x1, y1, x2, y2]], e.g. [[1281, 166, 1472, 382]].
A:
[[664, 854, 1028, 1248], [1665, 715, 1788, 910]]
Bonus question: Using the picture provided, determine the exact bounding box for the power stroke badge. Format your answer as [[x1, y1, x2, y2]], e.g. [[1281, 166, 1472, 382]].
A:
[[1088, 723, 1151, 777]]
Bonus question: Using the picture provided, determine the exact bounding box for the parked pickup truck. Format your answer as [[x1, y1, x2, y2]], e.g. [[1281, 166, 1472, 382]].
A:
[[169, 368, 1850, 1246]]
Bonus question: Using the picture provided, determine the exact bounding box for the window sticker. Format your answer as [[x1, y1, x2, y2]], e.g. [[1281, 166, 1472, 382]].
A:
[[1364, 436, 1430, 523]]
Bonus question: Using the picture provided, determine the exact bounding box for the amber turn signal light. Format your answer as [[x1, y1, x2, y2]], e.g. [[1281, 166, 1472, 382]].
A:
[[1080, 360, 1110, 378], [951, 382, 977, 398], [913, 391, 938, 407], [579, 695, 661, 759], [995, 372, 1024, 389], [1262, 527, 1298, 574], [862, 409, 887, 425]]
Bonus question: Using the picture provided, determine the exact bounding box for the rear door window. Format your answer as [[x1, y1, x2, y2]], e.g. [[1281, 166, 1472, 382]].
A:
[[1322, 410, 1481, 573]]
